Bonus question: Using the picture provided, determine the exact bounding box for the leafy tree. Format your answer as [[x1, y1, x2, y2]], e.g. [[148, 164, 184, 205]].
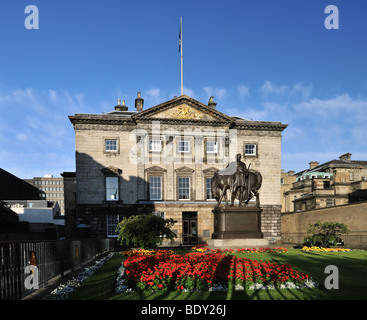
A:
[[116, 214, 177, 249], [305, 221, 350, 247]]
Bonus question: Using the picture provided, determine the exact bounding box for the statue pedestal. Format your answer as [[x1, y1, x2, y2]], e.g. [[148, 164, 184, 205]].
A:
[[211, 206, 263, 240]]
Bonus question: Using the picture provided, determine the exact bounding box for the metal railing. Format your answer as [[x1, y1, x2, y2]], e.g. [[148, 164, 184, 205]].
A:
[[0, 238, 118, 300]]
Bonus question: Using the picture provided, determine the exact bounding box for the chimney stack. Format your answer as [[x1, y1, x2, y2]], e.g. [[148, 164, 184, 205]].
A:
[[309, 161, 319, 170], [339, 152, 352, 163], [208, 96, 217, 109], [115, 99, 128, 111], [135, 91, 144, 112]]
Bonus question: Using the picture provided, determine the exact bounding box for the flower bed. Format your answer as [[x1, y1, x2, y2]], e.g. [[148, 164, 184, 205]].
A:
[[192, 245, 288, 254], [48, 252, 114, 300], [302, 246, 351, 252], [116, 250, 317, 293]]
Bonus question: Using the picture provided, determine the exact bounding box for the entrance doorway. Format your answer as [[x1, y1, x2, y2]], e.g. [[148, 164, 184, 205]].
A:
[[182, 212, 198, 245]]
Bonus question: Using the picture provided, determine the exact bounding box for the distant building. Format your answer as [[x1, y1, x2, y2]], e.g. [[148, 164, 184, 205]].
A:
[[280, 169, 296, 212], [24, 175, 66, 215], [68, 93, 287, 243], [283, 153, 367, 212]]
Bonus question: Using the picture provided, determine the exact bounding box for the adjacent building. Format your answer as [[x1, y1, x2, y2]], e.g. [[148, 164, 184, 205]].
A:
[[24, 175, 66, 215], [68, 93, 287, 244], [283, 153, 367, 212]]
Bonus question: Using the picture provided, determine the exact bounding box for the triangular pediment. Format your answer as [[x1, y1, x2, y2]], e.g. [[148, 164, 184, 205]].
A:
[[132, 95, 234, 123]]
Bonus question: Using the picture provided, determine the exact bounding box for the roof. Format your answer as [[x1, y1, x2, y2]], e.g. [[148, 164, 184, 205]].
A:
[[69, 94, 288, 132], [295, 157, 367, 176]]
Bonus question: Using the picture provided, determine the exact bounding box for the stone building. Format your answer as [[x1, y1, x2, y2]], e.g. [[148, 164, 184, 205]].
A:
[[68, 93, 287, 244], [24, 175, 66, 215], [283, 153, 367, 212]]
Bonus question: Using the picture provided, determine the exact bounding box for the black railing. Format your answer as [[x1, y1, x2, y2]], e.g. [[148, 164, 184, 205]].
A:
[[0, 238, 118, 300]]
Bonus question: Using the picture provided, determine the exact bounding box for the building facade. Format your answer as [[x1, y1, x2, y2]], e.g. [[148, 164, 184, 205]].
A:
[[24, 175, 66, 215], [68, 93, 287, 244], [283, 153, 367, 212]]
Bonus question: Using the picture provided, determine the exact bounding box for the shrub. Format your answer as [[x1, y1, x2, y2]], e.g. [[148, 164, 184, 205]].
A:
[[116, 214, 177, 249], [305, 221, 350, 248]]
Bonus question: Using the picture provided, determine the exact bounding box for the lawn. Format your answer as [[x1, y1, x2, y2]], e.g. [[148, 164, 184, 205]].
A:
[[66, 248, 367, 300]]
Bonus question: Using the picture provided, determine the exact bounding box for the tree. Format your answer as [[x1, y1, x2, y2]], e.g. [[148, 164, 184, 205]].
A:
[[116, 214, 177, 249], [305, 221, 350, 247]]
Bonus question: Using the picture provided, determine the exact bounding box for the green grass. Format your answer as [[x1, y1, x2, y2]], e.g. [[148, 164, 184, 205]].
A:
[[67, 249, 367, 300]]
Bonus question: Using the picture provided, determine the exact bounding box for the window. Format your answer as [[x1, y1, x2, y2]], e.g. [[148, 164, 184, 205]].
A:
[[107, 214, 120, 237], [244, 143, 256, 156], [206, 141, 217, 153], [206, 177, 214, 200], [105, 139, 118, 152], [149, 140, 161, 152], [149, 176, 162, 200], [178, 177, 190, 200], [106, 176, 119, 200], [326, 199, 334, 207], [153, 211, 165, 219], [178, 140, 190, 153]]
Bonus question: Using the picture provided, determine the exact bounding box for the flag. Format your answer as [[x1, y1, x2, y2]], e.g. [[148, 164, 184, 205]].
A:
[[179, 18, 182, 52]]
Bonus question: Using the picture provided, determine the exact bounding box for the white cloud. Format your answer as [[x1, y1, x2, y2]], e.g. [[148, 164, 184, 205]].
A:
[[237, 84, 250, 98], [15, 133, 27, 141], [203, 87, 226, 100]]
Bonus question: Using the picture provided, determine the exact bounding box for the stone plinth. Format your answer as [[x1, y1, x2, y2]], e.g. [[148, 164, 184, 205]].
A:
[[211, 206, 263, 239], [207, 238, 269, 249]]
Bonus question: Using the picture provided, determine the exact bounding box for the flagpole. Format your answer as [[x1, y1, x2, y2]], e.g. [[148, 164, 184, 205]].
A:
[[180, 17, 183, 96]]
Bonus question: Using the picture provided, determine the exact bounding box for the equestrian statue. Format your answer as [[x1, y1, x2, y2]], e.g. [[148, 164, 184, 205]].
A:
[[211, 154, 262, 207]]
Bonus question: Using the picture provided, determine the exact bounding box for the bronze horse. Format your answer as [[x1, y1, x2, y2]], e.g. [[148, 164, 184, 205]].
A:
[[211, 167, 262, 207]]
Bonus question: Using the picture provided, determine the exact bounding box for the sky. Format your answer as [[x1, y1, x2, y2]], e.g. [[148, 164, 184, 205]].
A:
[[1, 0, 367, 179]]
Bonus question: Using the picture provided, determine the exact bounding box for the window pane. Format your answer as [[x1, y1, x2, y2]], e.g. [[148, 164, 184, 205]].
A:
[[106, 176, 119, 200], [178, 140, 190, 152], [178, 177, 190, 200], [149, 176, 162, 200], [206, 177, 213, 199], [107, 214, 119, 237], [206, 141, 217, 153], [149, 140, 161, 152], [105, 139, 117, 151], [245, 144, 256, 155]]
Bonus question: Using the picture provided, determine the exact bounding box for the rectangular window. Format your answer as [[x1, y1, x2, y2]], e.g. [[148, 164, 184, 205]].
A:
[[149, 140, 161, 152], [106, 176, 119, 201], [153, 211, 165, 219], [178, 177, 190, 200], [178, 140, 190, 153], [206, 177, 214, 200], [149, 176, 162, 200], [244, 143, 256, 156], [106, 214, 120, 237], [105, 139, 118, 152], [206, 141, 217, 153]]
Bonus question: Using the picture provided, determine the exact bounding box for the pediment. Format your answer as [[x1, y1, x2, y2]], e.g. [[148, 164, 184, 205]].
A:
[[145, 165, 167, 173], [175, 166, 195, 173], [132, 95, 234, 123]]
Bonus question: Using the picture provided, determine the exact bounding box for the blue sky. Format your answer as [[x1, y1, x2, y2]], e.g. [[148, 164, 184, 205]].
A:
[[1, 0, 367, 178]]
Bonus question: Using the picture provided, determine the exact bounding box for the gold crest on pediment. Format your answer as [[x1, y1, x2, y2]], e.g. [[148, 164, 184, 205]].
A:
[[170, 104, 203, 120]]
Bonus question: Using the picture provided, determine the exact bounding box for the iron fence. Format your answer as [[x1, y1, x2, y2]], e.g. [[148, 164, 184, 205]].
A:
[[0, 238, 118, 300]]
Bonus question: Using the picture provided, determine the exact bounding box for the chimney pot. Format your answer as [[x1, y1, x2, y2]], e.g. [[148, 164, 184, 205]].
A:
[[135, 91, 144, 112], [208, 96, 217, 109]]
